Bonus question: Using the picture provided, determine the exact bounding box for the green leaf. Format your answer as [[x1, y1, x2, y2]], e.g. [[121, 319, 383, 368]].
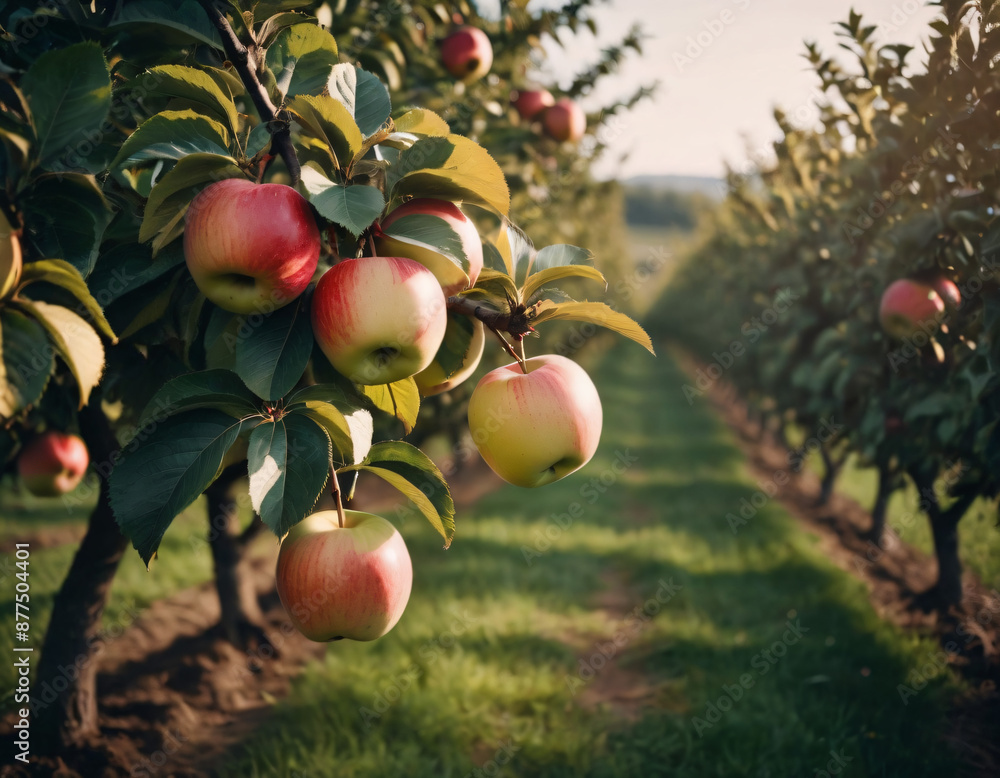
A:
[[234, 295, 313, 401], [248, 415, 331, 536], [112, 110, 231, 169], [460, 268, 518, 308], [22, 173, 111, 276], [110, 0, 223, 48], [386, 137, 455, 190], [139, 369, 260, 428], [110, 411, 246, 565], [528, 300, 655, 354], [434, 310, 476, 379], [392, 109, 451, 137], [138, 65, 240, 134], [522, 264, 606, 304], [17, 300, 104, 408], [139, 153, 243, 245], [0, 310, 53, 419], [265, 23, 339, 100], [379, 213, 468, 274], [257, 12, 316, 48], [533, 244, 595, 272], [327, 64, 392, 138], [361, 378, 420, 434], [89, 242, 186, 305], [300, 166, 385, 237], [21, 42, 112, 170], [19, 259, 117, 341], [287, 96, 363, 171], [391, 135, 510, 216], [289, 401, 373, 465], [346, 440, 455, 546]]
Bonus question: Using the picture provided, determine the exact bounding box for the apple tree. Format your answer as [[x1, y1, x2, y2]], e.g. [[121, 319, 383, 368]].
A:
[[658, 0, 1000, 609], [0, 0, 653, 755]]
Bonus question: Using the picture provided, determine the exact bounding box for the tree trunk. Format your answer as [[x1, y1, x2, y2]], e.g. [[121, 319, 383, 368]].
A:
[[929, 511, 964, 608], [816, 445, 841, 507], [868, 462, 892, 542], [34, 407, 126, 753], [204, 469, 270, 649]]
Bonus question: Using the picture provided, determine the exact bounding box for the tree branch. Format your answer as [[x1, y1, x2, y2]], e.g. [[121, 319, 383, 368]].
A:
[[197, 0, 301, 184], [446, 296, 535, 339]]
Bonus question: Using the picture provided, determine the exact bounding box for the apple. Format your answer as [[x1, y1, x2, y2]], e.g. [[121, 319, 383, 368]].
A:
[[18, 432, 89, 497], [542, 98, 586, 143], [376, 198, 484, 296], [930, 276, 961, 309], [512, 88, 555, 121], [440, 26, 493, 82], [311, 256, 448, 385], [184, 178, 320, 314], [276, 510, 412, 642], [467, 354, 602, 488], [414, 315, 485, 396], [879, 279, 945, 339]]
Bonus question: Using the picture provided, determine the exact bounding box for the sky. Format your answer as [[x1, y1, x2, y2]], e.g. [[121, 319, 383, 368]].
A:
[[486, 0, 942, 180]]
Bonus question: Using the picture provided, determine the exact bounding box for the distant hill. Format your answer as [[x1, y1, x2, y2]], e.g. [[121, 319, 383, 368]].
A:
[[622, 175, 725, 200]]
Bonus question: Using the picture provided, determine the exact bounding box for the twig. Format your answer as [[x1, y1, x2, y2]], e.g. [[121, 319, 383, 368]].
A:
[[446, 295, 535, 339], [197, 0, 301, 184]]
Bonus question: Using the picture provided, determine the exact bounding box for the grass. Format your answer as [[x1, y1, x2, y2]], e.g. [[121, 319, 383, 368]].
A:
[[214, 347, 966, 778]]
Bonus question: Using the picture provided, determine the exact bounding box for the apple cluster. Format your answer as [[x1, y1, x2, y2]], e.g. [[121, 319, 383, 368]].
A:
[[181, 178, 607, 643], [512, 88, 587, 143]]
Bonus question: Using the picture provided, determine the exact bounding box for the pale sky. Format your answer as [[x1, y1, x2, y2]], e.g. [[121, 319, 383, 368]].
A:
[[487, 0, 942, 179]]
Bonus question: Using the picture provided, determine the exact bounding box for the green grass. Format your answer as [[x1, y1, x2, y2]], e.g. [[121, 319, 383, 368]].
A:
[[215, 348, 966, 778]]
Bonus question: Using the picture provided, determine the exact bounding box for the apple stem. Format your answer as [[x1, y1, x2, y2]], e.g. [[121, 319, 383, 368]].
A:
[[196, 0, 302, 185], [330, 467, 346, 529], [489, 325, 528, 374]]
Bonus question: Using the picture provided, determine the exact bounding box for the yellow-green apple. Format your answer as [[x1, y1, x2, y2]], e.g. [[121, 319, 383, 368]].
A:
[[440, 26, 493, 82], [468, 354, 602, 488], [376, 198, 484, 296], [879, 279, 945, 339], [930, 276, 961, 309], [18, 432, 89, 497], [311, 256, 448, 385], [543, 98, 586, 143], [511, 88, 554, 121], [276, 510, 412, 642], [184, 179, 320, 314], [414, 315, 485, 396]]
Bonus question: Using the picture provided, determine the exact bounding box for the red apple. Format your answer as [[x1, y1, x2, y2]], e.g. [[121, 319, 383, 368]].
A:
[[542, 98, 586, 143], [18, 432, 89, 497], [440, 26, 493, 82], [511, 89, 555, 121], [184, 179, 320, 314], [414, 316, 485, 396], [376, 198, 484, 296], [276, 510, 412, 642], [467, 354, 602, 488], [879, 279, 945, 339], [929, 276, 961, 309], [311, 256, 448, 385]]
